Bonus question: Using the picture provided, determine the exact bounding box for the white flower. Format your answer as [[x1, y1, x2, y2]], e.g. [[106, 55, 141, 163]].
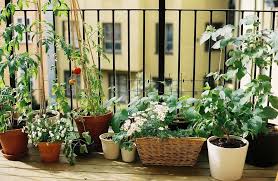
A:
[[38, 132, 42, 137], [158, 127, 164, 131], [122, 119, 131, 131]]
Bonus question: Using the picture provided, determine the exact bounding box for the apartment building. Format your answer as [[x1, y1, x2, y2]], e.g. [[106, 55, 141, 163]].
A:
[[2, 0, 234, 107], [53, 0, 231, 107]]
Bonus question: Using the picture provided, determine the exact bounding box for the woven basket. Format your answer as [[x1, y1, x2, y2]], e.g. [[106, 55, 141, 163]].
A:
[[136, 137, 206, 166]]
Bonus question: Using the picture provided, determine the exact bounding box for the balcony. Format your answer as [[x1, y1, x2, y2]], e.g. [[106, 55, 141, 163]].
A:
[[0, 0, 278, 180]]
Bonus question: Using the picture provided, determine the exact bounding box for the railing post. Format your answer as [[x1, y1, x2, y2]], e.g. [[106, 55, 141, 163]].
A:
[[5, 0, 16, 88], [158, 0, 165, 95]]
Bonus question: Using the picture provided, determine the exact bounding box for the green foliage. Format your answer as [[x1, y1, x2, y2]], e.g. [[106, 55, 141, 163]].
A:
[[196, 15, 278, 140], [0, 86, 16, 133], [42, 0, 69, 16], [25, 117, 73, 144], [112, 92, 195, 149], [51, 83, 71, 116]]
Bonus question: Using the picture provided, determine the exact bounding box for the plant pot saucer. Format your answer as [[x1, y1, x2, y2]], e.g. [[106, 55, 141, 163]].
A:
[[1, 150, 28, 161]]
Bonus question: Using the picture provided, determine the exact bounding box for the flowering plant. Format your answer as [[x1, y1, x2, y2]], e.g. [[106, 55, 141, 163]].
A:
[[25, 117, 73, 145], [112, 93, 194, 149]]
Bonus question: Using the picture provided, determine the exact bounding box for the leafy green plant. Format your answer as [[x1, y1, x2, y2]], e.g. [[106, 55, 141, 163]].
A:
[[195, 15, 278, 143], [112, 92, 194, 148], [0, 86, 16, 133], [0, 3, 40, 124]]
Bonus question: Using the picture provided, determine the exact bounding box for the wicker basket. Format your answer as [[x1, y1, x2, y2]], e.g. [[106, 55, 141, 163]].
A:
[[136, 137, 206, 166]]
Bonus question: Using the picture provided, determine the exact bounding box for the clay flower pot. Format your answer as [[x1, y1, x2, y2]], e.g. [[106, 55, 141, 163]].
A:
[[75, 112, 113, 151], [38, 142, 61, 163], [0, 129, 28, 160], [99, 133, 120, 160]]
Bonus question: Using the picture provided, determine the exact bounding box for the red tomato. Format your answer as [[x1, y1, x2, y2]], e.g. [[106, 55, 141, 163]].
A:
[[72, 67, 81, 75]]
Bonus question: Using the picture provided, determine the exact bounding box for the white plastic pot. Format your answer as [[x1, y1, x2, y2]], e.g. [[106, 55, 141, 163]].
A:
[[99, 133, 120, 160], [121, 146, 136, 163], [207, 136, 249, 181]]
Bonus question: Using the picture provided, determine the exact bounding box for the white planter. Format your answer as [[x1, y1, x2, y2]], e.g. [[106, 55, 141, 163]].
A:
[[99, 133, 120, 160], [121, 146, 136, 163], [207, 136, 249, 181]]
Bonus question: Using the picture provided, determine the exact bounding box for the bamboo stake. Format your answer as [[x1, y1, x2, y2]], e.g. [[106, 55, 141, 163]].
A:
[[37, 0, 46, 115]]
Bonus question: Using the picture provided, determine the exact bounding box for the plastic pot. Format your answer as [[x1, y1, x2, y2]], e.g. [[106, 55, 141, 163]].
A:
[[246, 128, 278, 167], [121, 146, 136, 163], [75, 112, 113, 151], [0, 129, 28, 160], [99, 133, 119, 160], [207, 136, 249, 181], [38, 142, 61, 163]]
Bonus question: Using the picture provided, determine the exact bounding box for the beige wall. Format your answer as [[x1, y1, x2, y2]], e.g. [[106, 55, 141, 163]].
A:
[[1, 0, 230, 107], [55, 0, 229, 102]]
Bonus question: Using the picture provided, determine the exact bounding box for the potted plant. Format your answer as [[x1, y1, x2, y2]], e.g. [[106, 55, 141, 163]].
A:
[[25, 117, 73, 163], [113, 119, 137, 162], [48, 1, 117, 151], [0, 86, 29, 160], [0, 2, 40, 160], [99, 132, 120, 160], [199, 15, 278, 180], [112, 92, 206, 166]]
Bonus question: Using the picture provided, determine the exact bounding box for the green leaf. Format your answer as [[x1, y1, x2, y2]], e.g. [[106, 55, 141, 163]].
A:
[[81, 132, 92, 144], [269, 95, 278, 109], [261, 106, 278, 120], [111, 109, 128, 133], [80, 144, 88, 154]]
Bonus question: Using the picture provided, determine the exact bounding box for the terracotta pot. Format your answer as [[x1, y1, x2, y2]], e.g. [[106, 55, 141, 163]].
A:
[[99, 133, 120, 160], [75, 112, 113, 151], [0, 129, 28, 160], [38, 142, 61, 163]]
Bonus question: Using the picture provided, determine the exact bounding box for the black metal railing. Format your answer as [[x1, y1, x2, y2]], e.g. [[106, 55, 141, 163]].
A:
[[8, 4, 278, 110]]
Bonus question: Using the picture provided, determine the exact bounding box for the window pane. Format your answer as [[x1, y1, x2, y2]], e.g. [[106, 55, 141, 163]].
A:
[[156, 23, 173, 53], [17, 18, 23, 24], [115, 43, 121, 51], [103, 23, 121, 53]]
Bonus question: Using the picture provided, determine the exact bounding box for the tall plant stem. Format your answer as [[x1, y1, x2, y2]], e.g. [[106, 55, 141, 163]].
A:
[[217, 49, 223, 86], [37, 0, 46, 115]]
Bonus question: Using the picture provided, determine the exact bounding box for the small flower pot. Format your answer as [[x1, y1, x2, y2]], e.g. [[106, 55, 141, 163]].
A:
[[207, 136, 249, 181], [75, 112, 113, 151], [38, 142, 61, 163], [99, 133, 119, 160], [0, 129, 28, 160], [121, 146, 136, 163]]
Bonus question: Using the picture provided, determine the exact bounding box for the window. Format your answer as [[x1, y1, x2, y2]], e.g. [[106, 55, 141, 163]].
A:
[[16, 17, 31, 43], [109, 73, 127, 103], [156, 23, 173, 54], [103, 23, 121, 53], [64, 70, 81, 98]]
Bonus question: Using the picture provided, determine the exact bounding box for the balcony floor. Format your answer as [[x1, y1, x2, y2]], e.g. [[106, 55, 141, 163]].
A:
[[0, 146, 277, 181]]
